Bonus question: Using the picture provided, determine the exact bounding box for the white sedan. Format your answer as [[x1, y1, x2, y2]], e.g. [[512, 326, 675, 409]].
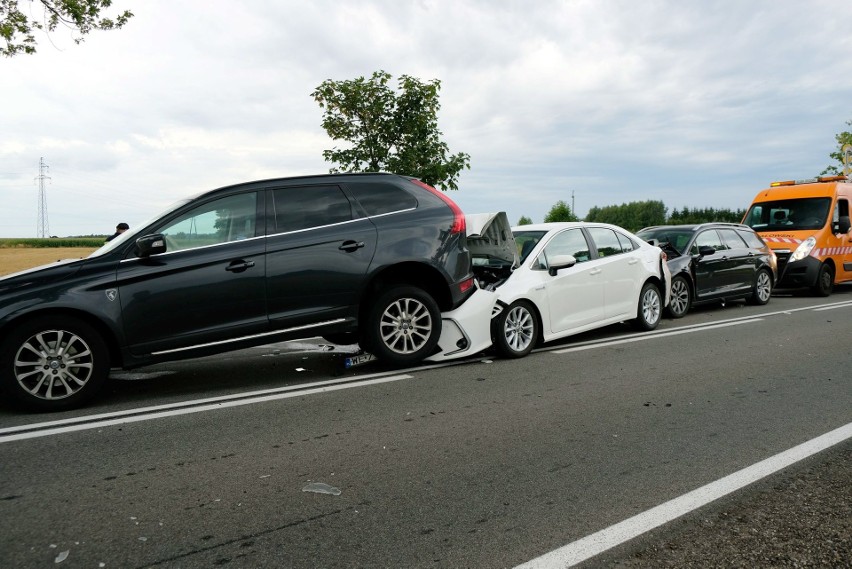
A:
[[441, 214, 671, 359]]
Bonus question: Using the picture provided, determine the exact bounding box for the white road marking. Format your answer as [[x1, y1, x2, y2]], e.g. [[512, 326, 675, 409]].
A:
[[515, 421, 852, 568], [0, 374, 413, 443], [813, 301, 852, 311], [551, 319, 763, 354]]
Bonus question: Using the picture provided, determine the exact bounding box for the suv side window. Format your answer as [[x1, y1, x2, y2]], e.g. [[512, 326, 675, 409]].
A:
[[536, 228, 591, 269], [691, 230, 725, 254], [270, 185, 352, 232], [346, 181, 417, 216], [719, 228, 748, 249], [158, 192, 258, 252], [587, 227, 624, 257]]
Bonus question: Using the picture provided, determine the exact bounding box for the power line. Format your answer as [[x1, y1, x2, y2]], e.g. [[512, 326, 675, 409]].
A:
[[35, 157, 51, 238]]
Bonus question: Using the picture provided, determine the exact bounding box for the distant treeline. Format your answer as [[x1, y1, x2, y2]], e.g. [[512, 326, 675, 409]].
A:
[[584, 201, 746, 232], [0, 238, 106, 248]]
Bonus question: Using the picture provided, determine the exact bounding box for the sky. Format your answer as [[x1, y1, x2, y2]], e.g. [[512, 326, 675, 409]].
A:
[[2, 0, 852, 237]]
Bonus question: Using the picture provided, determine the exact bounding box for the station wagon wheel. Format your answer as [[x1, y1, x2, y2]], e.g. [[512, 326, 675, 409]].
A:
[[811, 263, 834, 297], [633, 282, 662, 331], [748, 269, 773, 305], [0, 315, 110, 412], [493, 300, 539, 358], [362, 286, 441, 366], [666, 275, 691, 319]]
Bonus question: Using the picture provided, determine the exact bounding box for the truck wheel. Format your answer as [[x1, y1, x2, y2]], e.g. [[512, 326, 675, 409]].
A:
[[361, 286, 441, 366], [0, 315, 110, 412], [811, 263, 833, 297]]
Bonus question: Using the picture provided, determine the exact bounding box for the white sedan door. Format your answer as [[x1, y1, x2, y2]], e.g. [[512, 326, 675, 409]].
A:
[[536, 228, 604, 333], [585, 226, 646, 320]]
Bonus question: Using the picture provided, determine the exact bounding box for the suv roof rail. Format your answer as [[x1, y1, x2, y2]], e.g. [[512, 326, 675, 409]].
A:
[[693, 222, 748, 231]]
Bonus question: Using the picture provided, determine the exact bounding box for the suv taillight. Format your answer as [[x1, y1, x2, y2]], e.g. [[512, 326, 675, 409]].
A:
[[410, 179, 466, 234]]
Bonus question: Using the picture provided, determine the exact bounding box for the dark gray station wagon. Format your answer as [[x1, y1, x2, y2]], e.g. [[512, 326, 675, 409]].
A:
[[0, 173, 474, 411]]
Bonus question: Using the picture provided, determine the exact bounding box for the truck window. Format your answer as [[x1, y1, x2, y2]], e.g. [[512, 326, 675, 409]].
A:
[[744, 198, 831, 231]]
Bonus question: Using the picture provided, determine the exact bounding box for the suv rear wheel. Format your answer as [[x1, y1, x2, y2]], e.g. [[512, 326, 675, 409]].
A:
[[361, 286, 441, 366]]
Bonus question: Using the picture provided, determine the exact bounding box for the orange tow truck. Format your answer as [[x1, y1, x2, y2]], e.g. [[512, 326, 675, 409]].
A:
[[742, 174, 852, 295]]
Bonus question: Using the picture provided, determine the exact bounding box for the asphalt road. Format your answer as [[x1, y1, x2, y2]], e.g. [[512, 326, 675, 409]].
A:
[[0, 289, 850, 568]]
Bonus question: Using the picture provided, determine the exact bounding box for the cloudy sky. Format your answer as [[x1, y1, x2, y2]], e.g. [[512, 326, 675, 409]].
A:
[[2, 0, 851, 237]]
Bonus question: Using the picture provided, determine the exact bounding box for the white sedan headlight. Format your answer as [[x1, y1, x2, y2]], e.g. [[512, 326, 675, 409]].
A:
[[790, 236, 816, 262]]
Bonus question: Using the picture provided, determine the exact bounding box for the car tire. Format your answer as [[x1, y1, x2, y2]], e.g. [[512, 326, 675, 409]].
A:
[[0, 315, 110, 412], [633, 282, 662, 331], [748, 268, 773, 305], [811, 263, 834, 297], [493, 300, 539, 358], [361, 286, 441, 366], [666, 275, 691, 318]]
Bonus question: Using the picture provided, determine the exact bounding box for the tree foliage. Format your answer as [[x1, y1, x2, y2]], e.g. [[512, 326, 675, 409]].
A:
[[312, 70, 470, 191], [821, 119, 852, 176], [582, 200, 745, 231], [667, 206, 745, 225], [584, 200, 666, 232], [1, 0, 132, 56], [517, 215, 533, 226], [543, 200, 579, 223]]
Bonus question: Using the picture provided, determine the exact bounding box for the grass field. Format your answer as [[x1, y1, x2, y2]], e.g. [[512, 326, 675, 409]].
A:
[[0, 247, 98, 277]]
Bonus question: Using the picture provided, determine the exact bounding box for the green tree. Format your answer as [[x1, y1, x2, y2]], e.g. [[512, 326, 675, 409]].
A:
[[821, 119, 852, 176], [312, 70, 470, 191], [668, 206, 745, 224], [584, 200, 666, 232], [1, 0, 132, 56], [543, 200, 579, 223], [517, 215, 533, 225]]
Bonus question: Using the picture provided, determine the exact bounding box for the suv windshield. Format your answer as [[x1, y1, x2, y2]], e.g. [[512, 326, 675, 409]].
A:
[[636, 227, 694, 255], [743, 198, 832, 231]]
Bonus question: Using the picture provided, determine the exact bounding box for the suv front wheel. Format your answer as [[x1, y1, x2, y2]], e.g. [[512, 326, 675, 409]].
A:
[[1, 315, 110, 412], [362, 286, 442, 366]]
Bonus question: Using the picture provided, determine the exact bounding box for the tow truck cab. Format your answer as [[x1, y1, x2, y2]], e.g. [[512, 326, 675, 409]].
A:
[[742, 175, 852, 296]]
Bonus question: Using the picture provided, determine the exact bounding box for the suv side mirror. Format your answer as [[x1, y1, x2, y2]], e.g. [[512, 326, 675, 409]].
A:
[[548, 254, 577, 276], [136, 234, 167, 258], [697, 245, 716, 257], [834, 215, 851, 235]]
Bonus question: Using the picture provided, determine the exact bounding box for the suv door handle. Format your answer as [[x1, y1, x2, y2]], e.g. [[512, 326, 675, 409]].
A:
[[225, 260, 256, 273], [339, 240, 366, 252]]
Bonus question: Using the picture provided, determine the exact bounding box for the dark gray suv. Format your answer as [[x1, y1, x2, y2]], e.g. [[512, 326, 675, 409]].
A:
[[0, 173, 474, 411]]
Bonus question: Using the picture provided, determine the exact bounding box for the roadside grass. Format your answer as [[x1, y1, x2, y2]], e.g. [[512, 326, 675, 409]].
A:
[[0, 237, 106, 248], [0, 245, 100, 277]]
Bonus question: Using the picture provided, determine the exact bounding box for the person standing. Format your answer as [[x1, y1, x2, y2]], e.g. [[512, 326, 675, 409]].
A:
[[106, 222, 129, 242]]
